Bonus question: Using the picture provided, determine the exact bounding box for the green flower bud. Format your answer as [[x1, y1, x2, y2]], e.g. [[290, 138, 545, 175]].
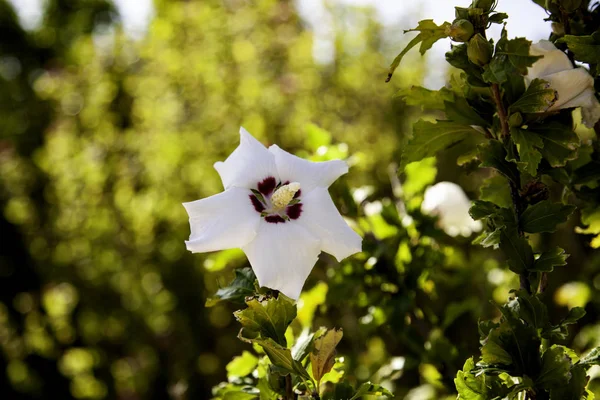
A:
[[446, 19, 475, 42], [467, 34, 493, 66], [455, 7, 470, 20], [508, 112, 523, 127]]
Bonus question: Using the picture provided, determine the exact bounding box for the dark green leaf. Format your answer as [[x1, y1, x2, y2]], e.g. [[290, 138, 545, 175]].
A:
[[532, 247, 569, 272], [234, 294, 297, 346], [445, 96, 490, 126], [455, 357, 509, 400], [206, 268, 256, 307], [563, 307, 586, 325], [558, 35, 600, 64], [537, 346, 573, 390], [349, 382, 394, 399], [387, 20, 451, 82], [500, 37, 542, 75], [509, 78, 557, 114], [520, 200, 576, 233], [488, 12, 508, 24], [472, 229, 502, 248], [478, 140, 520, 183], [529, 122, 579, 168], [510, 127, 543, 176], [499, 228, 534, 273], [400, 120, 482, 169], [549, 364, 587, 400], [469, 200, 500, 220], [396, 86, 453, 110], [509, 290, 549, 330]]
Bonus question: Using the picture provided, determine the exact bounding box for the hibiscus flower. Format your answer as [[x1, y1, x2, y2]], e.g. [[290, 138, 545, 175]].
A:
[[183, 127, 362, 300]]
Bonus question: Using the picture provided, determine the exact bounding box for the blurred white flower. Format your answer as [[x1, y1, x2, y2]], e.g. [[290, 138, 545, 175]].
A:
[[421, 182, 482, 237], [527, 40, 600, 128], [183, 127, 362, 300]]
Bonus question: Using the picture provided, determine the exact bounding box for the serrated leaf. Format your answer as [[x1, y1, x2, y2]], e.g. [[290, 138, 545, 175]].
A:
[[445, 96, 490, 127], [510, 127, 543, 176], [238, 334, 310, 380], [234, 294, 297, 346], [478, 140, 520, 183], [310, 328, 343, 383], [469, 200, 500, 220], [349, 382, 394, 399], [396, 85, 453, 110], [488, 12, 508, 24], [509, 78, 557, 114], [400, 120, 482, 169], [387, 20, 451, 82], [531, 247, 569, 272], [481, 338, 513, 365], [499, 228, 534, 273], [537, 346, 573, 390], [529, 122, 579, 168], [580, 347, 600, 367], [455, 357, 509, 400], [520, 200, 576, 233], [483, 30, 541, 83], [206, 268, 256, 307], [558, 35, 600, 64]]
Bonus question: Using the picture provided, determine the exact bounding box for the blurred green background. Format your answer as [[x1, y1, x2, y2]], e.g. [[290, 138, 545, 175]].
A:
[[0, 0, 598, 399]]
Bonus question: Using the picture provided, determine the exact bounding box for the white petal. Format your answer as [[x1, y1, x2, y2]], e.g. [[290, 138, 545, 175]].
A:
[[242, 221, 321, 300], [183, 188, 260, 253], [422, 182, 481, 237], [268, 145, 348, 192], [528, 41, 573, 79], [213, 127, 279, 189], [543, 68, 595, 111], [581, 94, 600, 128], [297, 187, 362, 261]]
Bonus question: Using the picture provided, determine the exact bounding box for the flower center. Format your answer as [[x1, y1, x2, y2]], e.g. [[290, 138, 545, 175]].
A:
[[249, 177, 303, 224], [271, 182, 301, 210]]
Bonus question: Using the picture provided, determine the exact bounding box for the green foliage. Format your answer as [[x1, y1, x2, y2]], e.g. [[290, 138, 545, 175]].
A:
[[206, 267, 257, 307], [558, 34, 600, 64], [520, 200, 576, 233], [508, 79, 558, 114], [386, 20, 451, 82]]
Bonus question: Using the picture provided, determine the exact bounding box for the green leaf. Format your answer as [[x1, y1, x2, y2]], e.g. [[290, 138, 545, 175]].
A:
[[445, 96, 490, 127], [478, 140, 520, 183], [549, 364, 588, 400], [499, 228, 534, 274], [206, 268, 256, 307], [510, 127, 543, 176], [455, 357, 509, 400], [563, 307, 586, 325], [480, 175, 512, 208], [509, 290, 549, 330], [291, 328, 318, 362], [400, 120, 482, 169], [558, 34, 600, 64], [520, 200, 576, 233], [387, 20, 451, 82], [396, 85, 453, 110], [532, 247, 569, 272], [529, 122, 579, 168], [469, 200, 500, 220], [310, 328, 343, 383], [349, 382, 393, 400], [483, 30, 541, 83], [234, 294, 297, 346], [481, 336, 513, 365], [226, 351, 259, 378], [537, 346, 573, 391], [238, 335, 310, 380], [509, 78, 557, 114], [488, 12, 508, 24], [579, 346, 600, 367], [472, 229, 502, 248]]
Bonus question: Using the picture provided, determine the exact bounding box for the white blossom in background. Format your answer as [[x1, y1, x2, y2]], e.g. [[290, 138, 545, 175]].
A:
[[527, 40, 600, 128], [421, 182, 482, 237], [183, 128, 362, 300]]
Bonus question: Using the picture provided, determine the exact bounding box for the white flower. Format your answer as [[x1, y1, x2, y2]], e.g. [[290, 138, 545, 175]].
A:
[[421, 182, 482, 237], [183, 127, 362, 300], [527, 40, 600, 128]]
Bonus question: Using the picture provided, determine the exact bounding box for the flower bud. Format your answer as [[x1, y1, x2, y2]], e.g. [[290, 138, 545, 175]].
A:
[[447, 19, 475, 42], [508, 112, 523, 127], [467, 34, 493, 66]]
